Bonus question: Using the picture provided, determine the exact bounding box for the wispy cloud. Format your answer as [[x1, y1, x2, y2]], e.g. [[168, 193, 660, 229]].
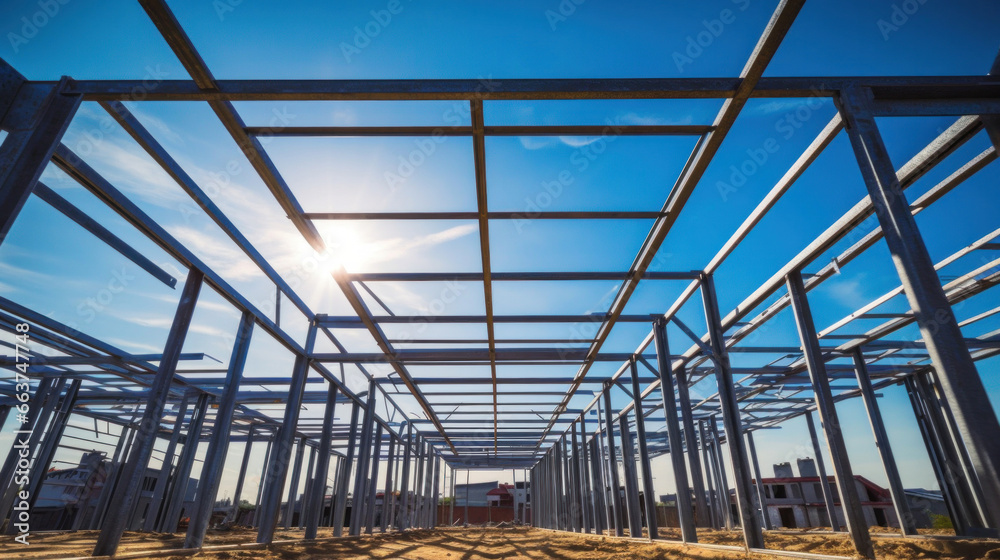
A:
[[826, 274, 872, 310]]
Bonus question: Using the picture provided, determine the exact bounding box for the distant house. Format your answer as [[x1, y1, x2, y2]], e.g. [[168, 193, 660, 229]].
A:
[[454, 481, 503, 507], [751, 458, 898, 529], [486, 484, 514, 507], [32, 451, 109, 530]]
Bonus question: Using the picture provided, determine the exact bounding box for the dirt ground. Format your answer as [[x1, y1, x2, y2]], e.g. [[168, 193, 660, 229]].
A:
[[2, 526, 999, 560]]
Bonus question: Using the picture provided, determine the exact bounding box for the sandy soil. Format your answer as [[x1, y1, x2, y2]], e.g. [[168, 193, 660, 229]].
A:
[[2, 526, 998, 560]]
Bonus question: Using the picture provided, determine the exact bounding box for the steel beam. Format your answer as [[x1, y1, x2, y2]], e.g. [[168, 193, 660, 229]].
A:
[[93, 269, 203, 556], [804, 410, 841, 532], [332, 403, 359, 536], [228, 424, 255, 524], [602, 385, 624, 536], [283, 437, 306, 529], [160, 392, 209, 533], [745, 431, 772, 531], [652, 322, 694, 541], [349, 382, 376, 535], [851, 350, 916, 535], [364, 423, 383, 534], [838, 83, 1000, 531], [0, 78, 80, 245], [255, 322, 318, 543], [186, 311, 253, 547], [701, 274, 763, 548], [304, 381, 338, 539], [787, 271, 874, 559]]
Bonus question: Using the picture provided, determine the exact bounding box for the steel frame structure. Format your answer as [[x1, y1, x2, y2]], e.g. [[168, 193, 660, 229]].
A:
[[0, 0, 999, 558]]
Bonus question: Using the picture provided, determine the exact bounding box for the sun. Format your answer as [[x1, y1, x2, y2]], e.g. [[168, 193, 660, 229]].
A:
[[316, 223, 372, 273]]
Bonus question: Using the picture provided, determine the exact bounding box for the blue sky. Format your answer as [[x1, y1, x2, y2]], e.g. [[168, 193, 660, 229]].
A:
[[1, 0, 999, 502]]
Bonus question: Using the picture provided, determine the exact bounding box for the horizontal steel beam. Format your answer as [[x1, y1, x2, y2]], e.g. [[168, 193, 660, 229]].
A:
[[342, 271, 701, 281], [55, 76, 1000, 101]]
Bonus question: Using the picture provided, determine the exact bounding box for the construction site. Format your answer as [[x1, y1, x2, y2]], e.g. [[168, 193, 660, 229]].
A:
[[1, 0, 999, 559]]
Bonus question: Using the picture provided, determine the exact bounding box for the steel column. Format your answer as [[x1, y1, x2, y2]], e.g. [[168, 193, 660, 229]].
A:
[[745, 431, 772, 530], [677, 366, 711, 528], [603, 385, 624, 536], [255, 322, 318, 543], [24, 379, 81, 512], [252, 435, 274, 527], [332, 402, 359, 536], [589, 437, 608, 534], [804, 411, 841, 531], [93, 269, 203, 556], [700, 274, 764, 548], [651, 323, 694, 541], [787, 270, 874, 559], [699, 419, 720, 529], [580, 415, 595, 533], [186, 311, 254, 547], [304, 381, 337, 538], [852, 350, 916, 535], [228, 425, 255, 524], [348, 390, 375, 537], [708, 416, 733, 531], [283, 437, 306, 529], [381, 435, 396, 532], [397, 424, 412, 530], [160, 392, 210, 533], [300, 446, 317, 529], [618, 414, 643, 537], [838, 84, 1000, 530], [364, 423, 383, 533]]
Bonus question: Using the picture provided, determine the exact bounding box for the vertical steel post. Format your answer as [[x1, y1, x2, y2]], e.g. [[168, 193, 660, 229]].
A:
[[364, 423, 383, 534], [804, 411, 841, 531], [161, 392, 210, 533], [572, 422, 589, 533], [283, 437, 306, 529], [186, 311, 253, 547], [628, 361, 660, 540], [787, 270, 874, 559], [602, 385, 624, 536], [676, 366, 711, 528], [580, 415, 595, 534], [618, 414, 643, 537], [412, 436, 426, 529], [589, 437, 608, 534], [24, 379, 81, 511], [252, 435, 274, 527], [143, 394, 189, 531], [397, 424, 412, 530], [903, 376, 968, 533], [381, 435, 396, 532], [708, 418, 732, 530], [333, 402, 360, 536], [699, 420, 719, 529], [255, 322, 318, 543], [838, 84, 1000, 530], [301, 446, 317, 529], [431, 454, 441, 528], [700, 274, 764, 549], [93, 269, 203, 555], [852, 350, 916, 535], [745, 431, 772, 530], [651, 323, 695, 541], [228, 425, 255, 524], [304, 382, 337, 539]]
